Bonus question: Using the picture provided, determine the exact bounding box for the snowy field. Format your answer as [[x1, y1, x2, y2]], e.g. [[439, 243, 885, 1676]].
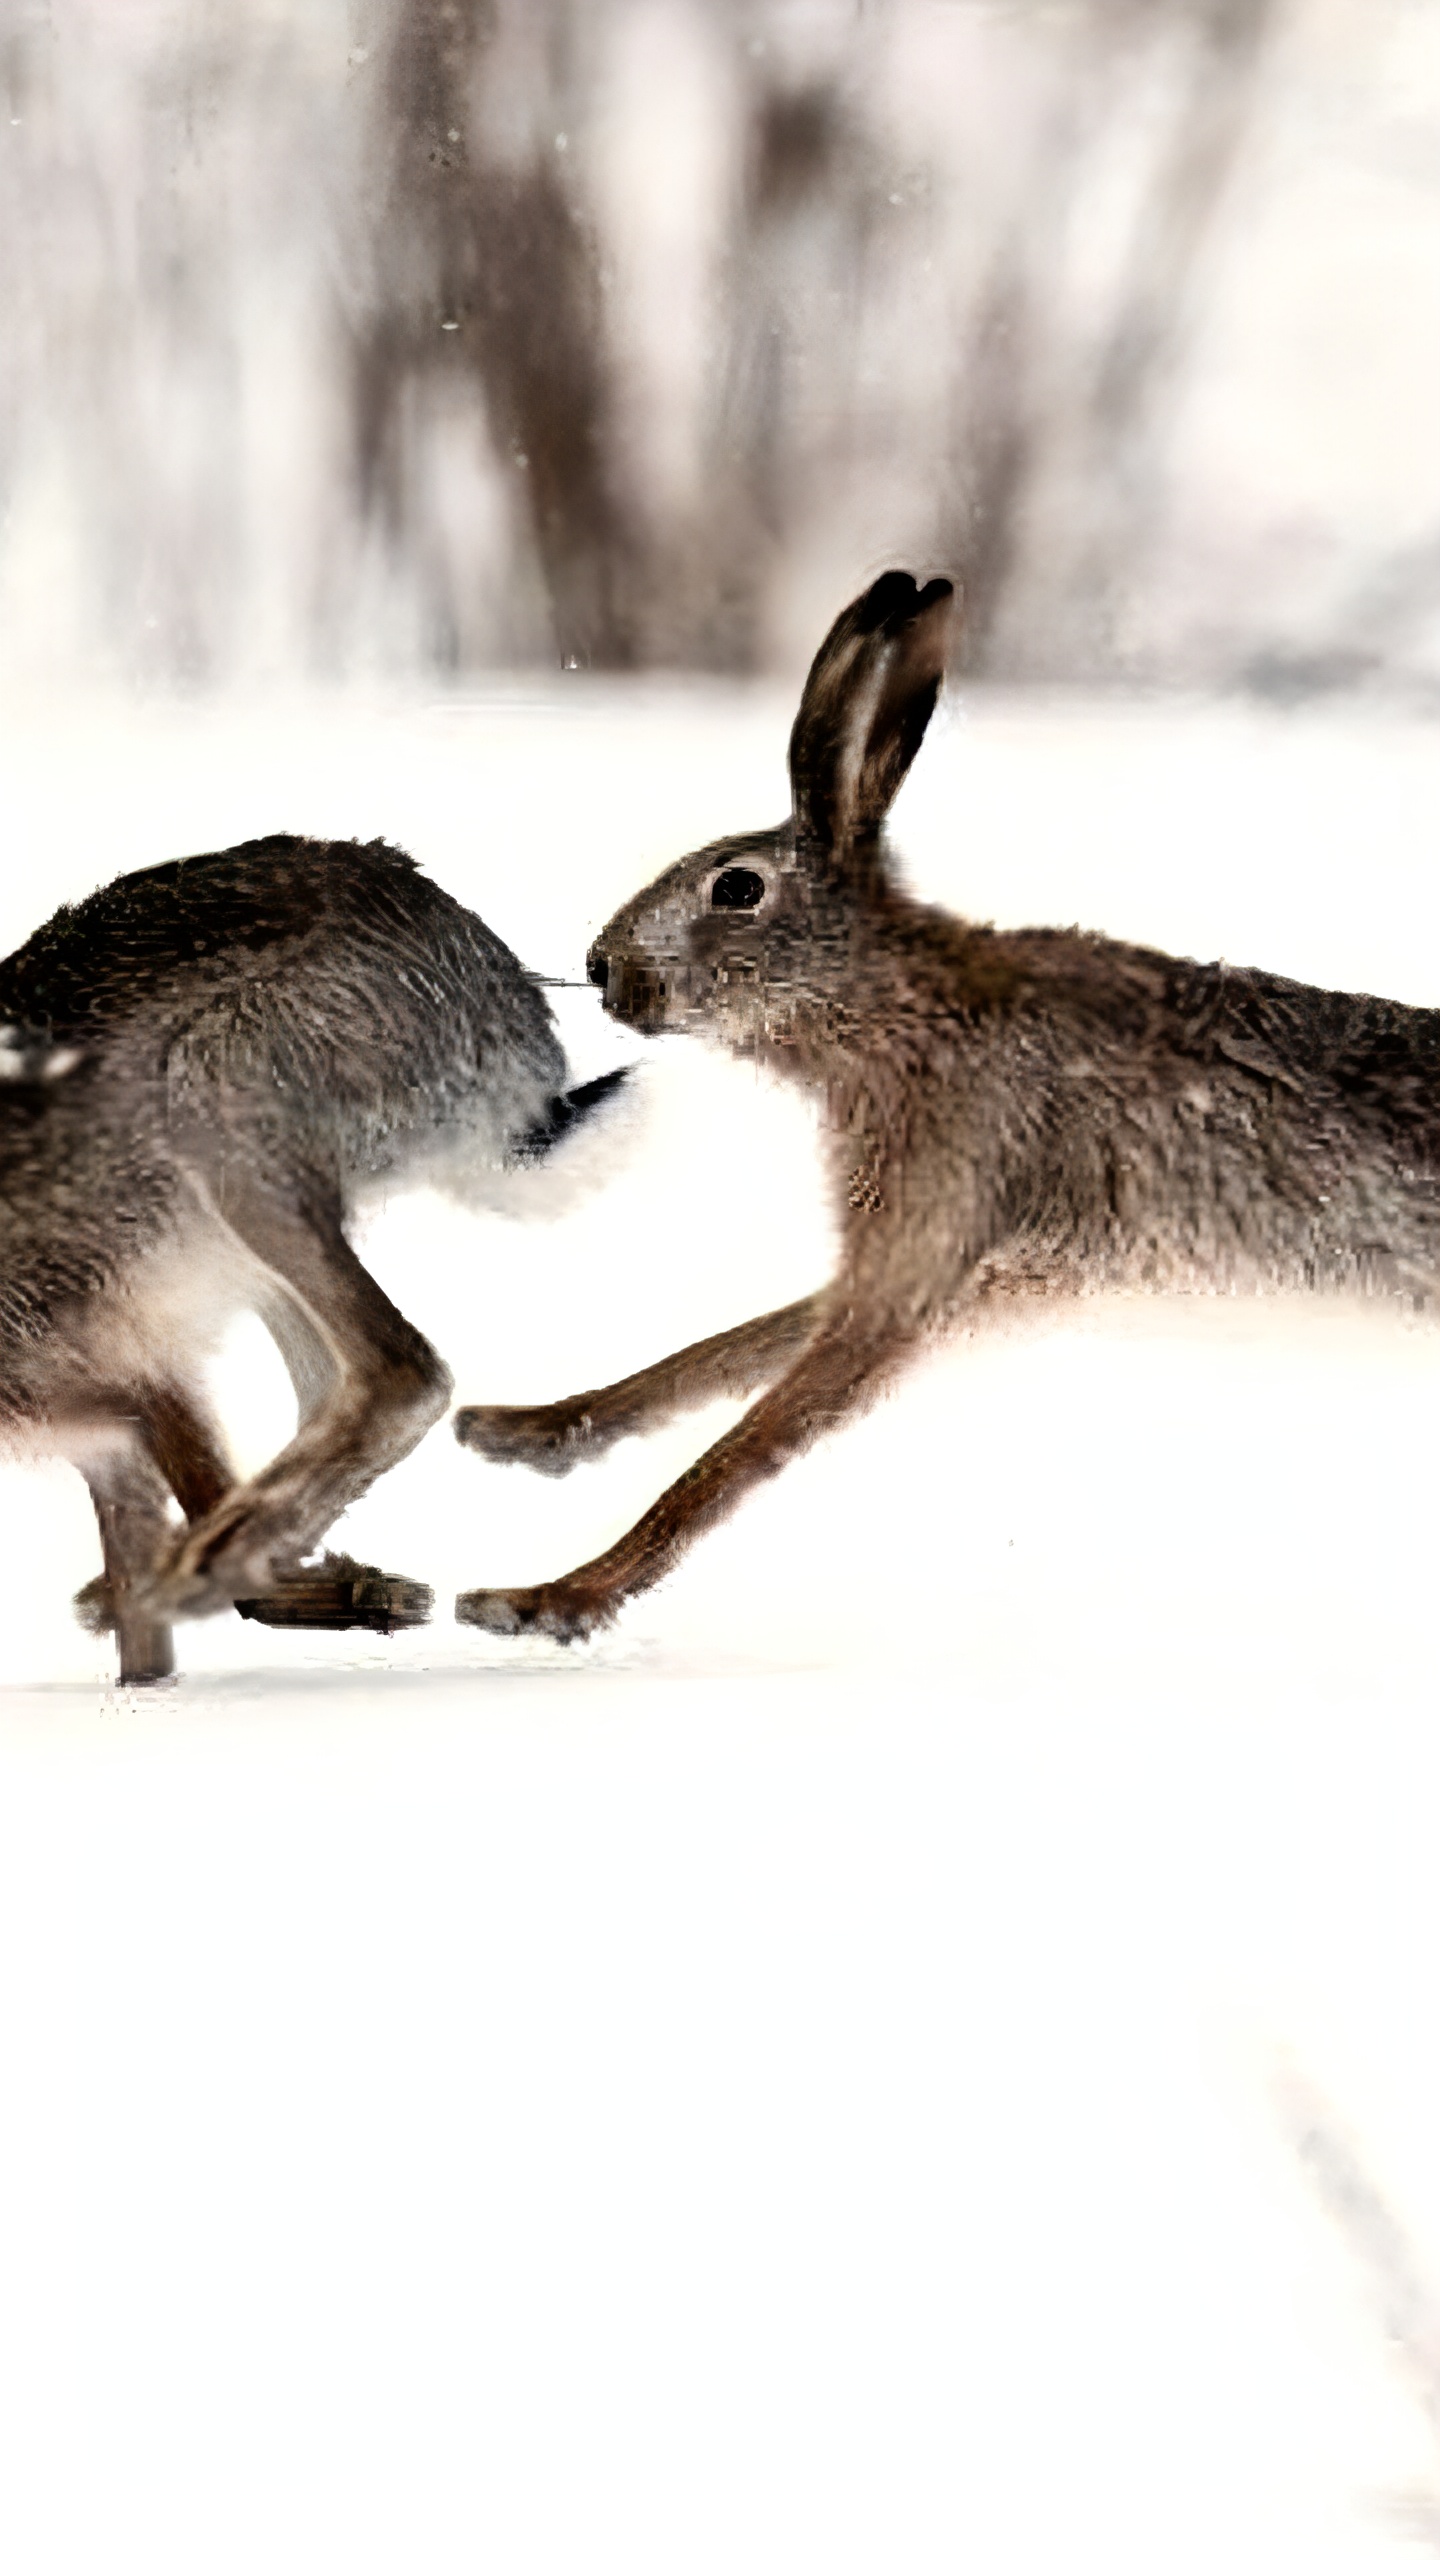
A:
[[4, 682, 1440, 2554]]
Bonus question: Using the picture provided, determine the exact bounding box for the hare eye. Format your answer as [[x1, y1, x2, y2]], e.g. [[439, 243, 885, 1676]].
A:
[[712, 866, 765, 911]]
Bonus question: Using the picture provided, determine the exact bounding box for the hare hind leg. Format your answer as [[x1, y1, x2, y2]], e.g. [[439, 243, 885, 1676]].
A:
[[232, 1288, 433, 1633], [75, 1435, 179, 1684], [73, 1377, 234, 1679], [144, 1169, 450, 1620], [454, 1295, 826, 1478], [71, 1361, 431, 1645]]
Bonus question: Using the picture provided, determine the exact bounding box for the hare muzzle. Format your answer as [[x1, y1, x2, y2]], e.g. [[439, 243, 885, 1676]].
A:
[[589, 943, 670, 1034]]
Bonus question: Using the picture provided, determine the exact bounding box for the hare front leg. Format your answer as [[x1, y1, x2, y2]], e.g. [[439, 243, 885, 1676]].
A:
[[144, 1173, 450, 1619], [454, 1294, 826, 1477], [456, 1311, 912, 1644]]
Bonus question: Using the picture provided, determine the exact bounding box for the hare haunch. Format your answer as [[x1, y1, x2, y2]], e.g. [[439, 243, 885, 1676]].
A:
[[0, 835, 620, 1682], [455, 567, 1440, 1643]]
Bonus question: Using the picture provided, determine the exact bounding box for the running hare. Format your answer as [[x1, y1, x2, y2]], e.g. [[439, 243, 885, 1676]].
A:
[[456, 566, 1440, 1641], [0, 834, 620, 1681]]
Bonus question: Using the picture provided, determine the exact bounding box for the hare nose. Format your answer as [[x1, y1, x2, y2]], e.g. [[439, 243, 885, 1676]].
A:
[[587, 948, 609, 990]]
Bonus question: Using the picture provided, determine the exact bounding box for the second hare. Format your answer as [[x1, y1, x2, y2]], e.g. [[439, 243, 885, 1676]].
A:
[[1, 833, 622, 1682], [456, 568, 1440, 1641]]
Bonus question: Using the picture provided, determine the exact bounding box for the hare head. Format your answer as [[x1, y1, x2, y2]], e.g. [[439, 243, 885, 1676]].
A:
[[587, 571, 954, 1054]]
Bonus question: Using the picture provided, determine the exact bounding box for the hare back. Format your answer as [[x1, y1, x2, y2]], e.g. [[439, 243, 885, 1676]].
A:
[[0, 834, 567, 1199], [843, 917, 1440, 1316]]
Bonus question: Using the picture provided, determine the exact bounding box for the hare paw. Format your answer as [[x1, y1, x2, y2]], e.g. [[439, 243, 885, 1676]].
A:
[[455, 1576, 615, 1646], [235, 1552, 433, 1634], [453, 1401, 599, 1479]]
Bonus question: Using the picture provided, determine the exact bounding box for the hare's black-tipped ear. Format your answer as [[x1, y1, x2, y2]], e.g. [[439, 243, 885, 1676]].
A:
[[789, 571, 955, 867]]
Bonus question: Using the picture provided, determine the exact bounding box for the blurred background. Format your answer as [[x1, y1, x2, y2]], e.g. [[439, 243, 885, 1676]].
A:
[[0, 0, 1436, 696]]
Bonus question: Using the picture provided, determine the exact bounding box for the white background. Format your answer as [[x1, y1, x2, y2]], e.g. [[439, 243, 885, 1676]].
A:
[[4, 685, 1440, 2554]]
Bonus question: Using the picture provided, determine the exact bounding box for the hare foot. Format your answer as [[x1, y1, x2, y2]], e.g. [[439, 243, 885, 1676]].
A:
[[454, 1399, 602, 1478], [236, 1552, 433, 1634], [455, 1576, 615, 1646], [78, 1551, 431, 1638], [115, 1618, 176, 1684], [139, 1490, 333, 1618], [73, 1578, 176, 1683]]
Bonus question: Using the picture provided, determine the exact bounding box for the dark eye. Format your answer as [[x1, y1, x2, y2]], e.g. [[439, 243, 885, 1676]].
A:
[[712, 866, 765, 910]]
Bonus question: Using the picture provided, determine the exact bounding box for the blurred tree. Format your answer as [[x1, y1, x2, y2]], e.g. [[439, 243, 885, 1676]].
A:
[[973, 0, 1284, 678], [351, 0, 641, 669], [351, 0, 1284, 677], [0, 0, 1431, 689]]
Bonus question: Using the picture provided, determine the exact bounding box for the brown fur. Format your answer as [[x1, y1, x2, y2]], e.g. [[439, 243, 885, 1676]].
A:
[[454, 570, 1440, 1642]]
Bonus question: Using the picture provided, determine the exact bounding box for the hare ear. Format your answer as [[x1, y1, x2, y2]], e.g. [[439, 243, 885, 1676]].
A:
[[788, 572, 954, 869]]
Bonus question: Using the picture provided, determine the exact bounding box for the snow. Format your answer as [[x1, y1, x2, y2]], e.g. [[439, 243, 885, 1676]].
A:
[[4, 682, 1440, 2554]]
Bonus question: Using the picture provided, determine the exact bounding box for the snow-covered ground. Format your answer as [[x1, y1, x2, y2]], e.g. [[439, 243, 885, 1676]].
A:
[[4, 683, 1440, 2555]]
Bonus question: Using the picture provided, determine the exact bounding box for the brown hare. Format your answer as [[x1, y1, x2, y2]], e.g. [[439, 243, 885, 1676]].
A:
[[455, 567, 1440, 1642], [0, 834, 622, 1682]]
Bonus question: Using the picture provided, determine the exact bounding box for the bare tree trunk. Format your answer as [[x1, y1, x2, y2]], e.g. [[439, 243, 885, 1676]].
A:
[[352, 0, 639, 669]]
